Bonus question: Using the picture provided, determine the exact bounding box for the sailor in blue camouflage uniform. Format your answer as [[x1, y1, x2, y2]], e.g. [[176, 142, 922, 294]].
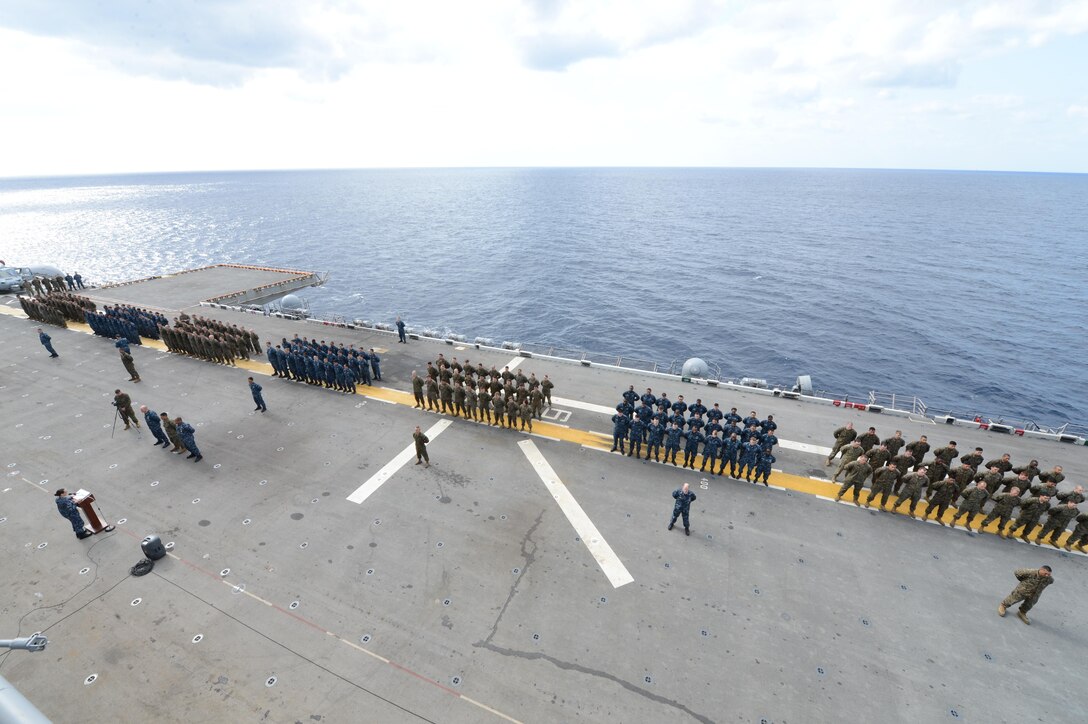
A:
[[742, 410, 760, 429], [719, 433, 741, 477], [688, 399, 707, 419], [682, 427, 705, 469], [738, 436, 762, 481], [140, 405, 171, 447], [611, 408, 630, 454], [700, 430, 723, 473], [761, 429, 779, 453], [175, 417, 202, 462], [369, 349, 382, 381], [656, 393, 671, 414], [707, 403, 723, 424], [55, 488, 91, 539], [646, 419, 664, 461], [622, 385, 640, 410], [672, 395, 688, 416], [755, 450, 775, 486], [266, 343, 282, 377], [668, 482, 696, 536], [248, 377, 267, 412], [725, 407, 741, 426], [627, 416, 646, 458], [640, 388, 657, 410], [664, 422, 682, 465], [38, 328, 59, 358]]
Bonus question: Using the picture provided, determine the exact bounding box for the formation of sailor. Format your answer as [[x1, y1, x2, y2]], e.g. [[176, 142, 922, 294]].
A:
[[414, 358, 555, 431], [98, 303, 168, 339], [266, 336, 383, 393], [825, 424, 1081, 547], [86, 308, 141, 343], [611, 388, 778, 485]]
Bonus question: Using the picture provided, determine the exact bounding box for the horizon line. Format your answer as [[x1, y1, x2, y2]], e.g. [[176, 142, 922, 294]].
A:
[[2, 164, 1086, 183]]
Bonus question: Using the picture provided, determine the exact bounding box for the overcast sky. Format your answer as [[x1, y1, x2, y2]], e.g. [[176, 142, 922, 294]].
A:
[[1, 0, 1086, 177]]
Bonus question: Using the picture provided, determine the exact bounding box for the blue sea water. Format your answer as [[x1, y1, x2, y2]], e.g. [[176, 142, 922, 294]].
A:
[[1, 168, 1085, 426]]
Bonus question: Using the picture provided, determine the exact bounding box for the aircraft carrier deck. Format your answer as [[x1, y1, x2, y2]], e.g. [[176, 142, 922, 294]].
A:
[[1, 266, 1087, 724]]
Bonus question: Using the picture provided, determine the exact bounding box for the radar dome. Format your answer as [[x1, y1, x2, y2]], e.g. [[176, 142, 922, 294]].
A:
[[681, 357, 709, 378], [280, 294, 304, 310], [29, 264, 63, 277]]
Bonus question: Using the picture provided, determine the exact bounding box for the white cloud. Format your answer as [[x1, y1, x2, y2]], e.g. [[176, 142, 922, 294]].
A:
[[0, 1, 1086, 175]]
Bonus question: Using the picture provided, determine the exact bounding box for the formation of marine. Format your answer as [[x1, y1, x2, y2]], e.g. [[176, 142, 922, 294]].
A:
[[21, 272, 85, 296], [160, 313, 260, 366], [18, 293, 72, 327], [609, 386, 778, 484], [824, 422, 1085, 550], [413, 356, 556, 432]]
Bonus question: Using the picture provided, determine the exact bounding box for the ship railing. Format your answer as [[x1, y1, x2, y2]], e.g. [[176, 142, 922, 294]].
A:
[[868, 391, 928, 416], [928, 409, 1088, 438]]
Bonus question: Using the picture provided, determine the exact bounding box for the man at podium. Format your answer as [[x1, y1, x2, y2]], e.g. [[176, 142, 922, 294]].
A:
[[55, 489, 91, 539]]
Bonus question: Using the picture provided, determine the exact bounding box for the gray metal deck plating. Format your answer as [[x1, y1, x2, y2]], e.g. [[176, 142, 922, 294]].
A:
[[1, 269, 1087, 724]]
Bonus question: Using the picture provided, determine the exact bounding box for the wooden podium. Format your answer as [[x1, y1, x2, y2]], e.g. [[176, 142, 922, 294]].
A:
[[72, 489, 115, 534]]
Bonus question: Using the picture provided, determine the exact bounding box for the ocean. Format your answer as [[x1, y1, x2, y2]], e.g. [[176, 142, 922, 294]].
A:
[[1, 168, 1085, 427]]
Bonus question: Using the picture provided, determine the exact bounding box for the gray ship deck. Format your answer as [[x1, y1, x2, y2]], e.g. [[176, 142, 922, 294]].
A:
[[2, 270, 1087, 724], [90, 264, 324, 310]]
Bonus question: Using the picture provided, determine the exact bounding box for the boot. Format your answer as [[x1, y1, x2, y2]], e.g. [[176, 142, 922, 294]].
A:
[[667, 522, 674, 530], [684, 527, 690, 536], [1017, 610, 1030, 625], [997, 603, 1006, 617]]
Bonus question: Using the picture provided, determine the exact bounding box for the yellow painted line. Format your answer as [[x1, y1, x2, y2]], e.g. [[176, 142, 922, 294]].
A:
[[0, 305, 29, 318]]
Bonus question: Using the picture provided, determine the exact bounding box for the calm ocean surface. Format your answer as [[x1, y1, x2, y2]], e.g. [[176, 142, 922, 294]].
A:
[[1, 168, 1085, 426]]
